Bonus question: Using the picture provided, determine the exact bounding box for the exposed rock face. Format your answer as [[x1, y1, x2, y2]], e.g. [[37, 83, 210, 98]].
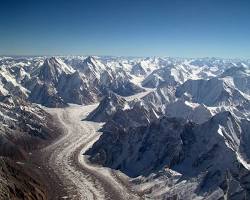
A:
[[1, 55, 250, 199], [0, 94, 58, 159], [0, 67, 29, 99], [86, 112, 250, 198], [141, 63, 198, 88], [110, 81, 145, 96], [86, 92, 127, 122], [57, 71, 101, 105], [23, 56, 145, 107], [29, 83, 67, 108], [87, 116, 188, 177], [165, 100, 212, 124], [220, 66, 250, 95], [131, 63, 147, 76], [29, 57, 101, 107], [141, 85, 176, 113], [0, 93, 59, 200], [101, 100, 159, 133], [0, 157, 47, 200], [142, 66, 179, 88], [175, 77, 249, 106]]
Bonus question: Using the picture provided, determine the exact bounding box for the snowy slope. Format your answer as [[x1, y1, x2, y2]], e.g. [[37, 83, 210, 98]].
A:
[[1, 55, 250, 199]]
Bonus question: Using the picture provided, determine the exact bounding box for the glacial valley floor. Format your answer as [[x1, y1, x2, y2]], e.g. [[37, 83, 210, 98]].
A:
[[34, 104, 140, 200]]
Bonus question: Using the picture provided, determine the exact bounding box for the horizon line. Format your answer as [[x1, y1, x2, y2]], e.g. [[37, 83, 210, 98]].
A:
[[0, 54, 249, 60]]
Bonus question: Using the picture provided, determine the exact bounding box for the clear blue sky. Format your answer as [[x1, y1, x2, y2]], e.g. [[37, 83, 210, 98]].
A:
[[0, 0, 250, 58]]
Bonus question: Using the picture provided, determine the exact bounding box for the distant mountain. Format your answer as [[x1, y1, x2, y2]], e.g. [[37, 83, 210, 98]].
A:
[[176, 77, 249, 106], [27, 56, 145, 106], [142, 66, 179, 88], [131, 63, 147, 76], [77, 56, 105, 79], [27, 57, 102, 106], [36, 57, 75, 83], [220, 66, 250, 95], [141, 63, 201, 88], [1, 55, 250, 199]]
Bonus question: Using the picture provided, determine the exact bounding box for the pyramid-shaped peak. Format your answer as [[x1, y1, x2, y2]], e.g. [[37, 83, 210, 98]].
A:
[[84, 56, 99, 63], [43, 57, 75, 74]]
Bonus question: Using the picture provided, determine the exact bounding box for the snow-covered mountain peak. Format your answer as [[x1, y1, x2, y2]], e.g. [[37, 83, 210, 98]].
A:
[[221, 65, 250, 78], [175, 77, 248, 106], [86, 91, 127, 122], [81, 56, 106, 71], [1, 55, 250, 199], [44, 57, 75, 74], [0, 67, 29, 98], [35, 57, 75, 84]]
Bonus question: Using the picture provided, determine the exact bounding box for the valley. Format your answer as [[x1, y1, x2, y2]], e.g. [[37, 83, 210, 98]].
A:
[[0, 56, 250, 199], [39, 104, 141, 200]]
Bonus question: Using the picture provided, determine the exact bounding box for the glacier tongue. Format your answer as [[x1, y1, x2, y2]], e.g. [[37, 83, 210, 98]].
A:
[[1, 55, 250, 199]]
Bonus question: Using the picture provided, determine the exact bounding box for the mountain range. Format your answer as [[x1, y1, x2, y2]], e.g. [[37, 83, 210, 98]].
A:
[[0, 55, 250, 199]]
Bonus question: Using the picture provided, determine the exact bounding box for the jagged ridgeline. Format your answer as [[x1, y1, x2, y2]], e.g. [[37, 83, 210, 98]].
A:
[[0, 56, 250, 199]]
